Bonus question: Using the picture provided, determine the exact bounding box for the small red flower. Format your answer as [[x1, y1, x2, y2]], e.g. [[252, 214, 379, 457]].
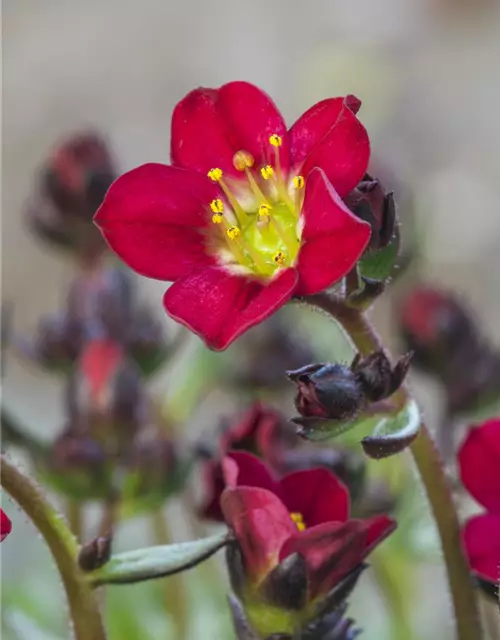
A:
[[200, 404, 293, 520], [95, 82, 371, 350], [221, 451, 395, 593], [1, 508, 12, 542], [459, 418, 500, 584]]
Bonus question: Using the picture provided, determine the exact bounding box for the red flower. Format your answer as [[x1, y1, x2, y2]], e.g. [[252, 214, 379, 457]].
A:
[[1, 508, 12, 542], [459, 418, 500, 584], [200, 403, 293, 520], [95, 82, 371, 350], [221, 451, 394, 590]]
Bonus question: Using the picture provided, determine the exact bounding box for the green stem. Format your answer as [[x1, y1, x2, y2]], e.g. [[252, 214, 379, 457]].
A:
[[305, 293, 483, 640], [151, 510, 189, 639], [1, 455, 106, 640], [67, 500, 84, 541]]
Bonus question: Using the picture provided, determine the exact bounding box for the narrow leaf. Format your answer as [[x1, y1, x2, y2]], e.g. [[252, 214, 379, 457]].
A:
[[88, 532, 230, 586], [361, 399, 421, 459], [359, 229, 399, 282]]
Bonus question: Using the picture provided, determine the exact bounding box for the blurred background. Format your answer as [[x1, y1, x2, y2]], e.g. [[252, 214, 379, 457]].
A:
[[3, 1, 500, 638]]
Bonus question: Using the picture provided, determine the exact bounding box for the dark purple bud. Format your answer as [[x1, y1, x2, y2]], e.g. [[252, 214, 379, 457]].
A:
[[287, 364, 364, 421], [345, 174, 396, 251], [126, 426, 180, 499], [27, 132, 117, 258], [78, 535, 112, 571], [352, 351, 412, 403]]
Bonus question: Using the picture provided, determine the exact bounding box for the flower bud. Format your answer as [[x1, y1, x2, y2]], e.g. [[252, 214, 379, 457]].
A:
[[27, 132, 117, 258], [78, 535, 112, 571], [287, 364, 364, 421], [125, 425, 183, 504], [398, 285, 500, 415], [17, 268, 168, 376], [48, 428, 112, 500], [345, 174, 396, 251], [65, 340, 145, 449]]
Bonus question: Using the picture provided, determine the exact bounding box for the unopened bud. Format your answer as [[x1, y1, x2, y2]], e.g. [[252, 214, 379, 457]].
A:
[[78, 535, 112, 572]]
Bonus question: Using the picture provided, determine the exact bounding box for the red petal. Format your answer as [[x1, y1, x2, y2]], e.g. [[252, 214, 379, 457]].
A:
[[300, 104, 370, 198], [221, 486, 296, 582], [217, 81, 289, 173], [459, 420, 500, 512], [170, 88, 238, 176], [80, 340, 124, 402], [95, 163, 217, 280], [361, 515, 397, 554], [289, 96, 361, 168], [223, 451, 281, 495], [462, 514, 500, 583], [295, 170, 371, 296], [163, 266, 298, 350], [279, 521, 366, 598], [0, 509, 12, 542], [280, 468, 349, 527], [280, 516, 395, 598]]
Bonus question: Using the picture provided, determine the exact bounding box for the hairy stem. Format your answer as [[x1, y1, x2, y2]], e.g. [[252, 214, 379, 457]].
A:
[[305, 293, 483, 640], [1, 455, 106, 640]]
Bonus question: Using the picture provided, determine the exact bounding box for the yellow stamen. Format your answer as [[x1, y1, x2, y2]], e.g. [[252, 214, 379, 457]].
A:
[[293, 175, 305, 189], [210, 198, 224, 213], [207, 168, 223, 182], [273, 251, 287, 266], [260, 165, 275, 180], [269, 134, 283, 147], [258, 204, 272, 218], [212, 213, 224, 224], [233, 150, 255, 171], [290, 512, 306, 531], [226, 226, 241, 240]]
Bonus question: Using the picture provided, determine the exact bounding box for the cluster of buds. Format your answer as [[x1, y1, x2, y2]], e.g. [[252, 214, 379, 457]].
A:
[[4, 133, 186, 519], [287, 351, 412, 430], [15, 266, 169, 377], [27, 132, 116, 261], [398, 285, 500, 417]]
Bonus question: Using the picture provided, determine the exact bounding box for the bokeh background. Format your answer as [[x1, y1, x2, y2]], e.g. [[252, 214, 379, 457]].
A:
[[3, 1, 500, 638]]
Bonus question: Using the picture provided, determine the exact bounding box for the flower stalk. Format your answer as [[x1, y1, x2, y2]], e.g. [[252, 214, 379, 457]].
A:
[[304, 292, 483, 640], [0, 455, 106, 640]]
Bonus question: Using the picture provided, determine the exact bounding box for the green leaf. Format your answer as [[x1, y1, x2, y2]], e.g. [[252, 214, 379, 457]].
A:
[[88, 532, 230, 586], [359, 230, 399, 282], [361, 399, 421, 459]]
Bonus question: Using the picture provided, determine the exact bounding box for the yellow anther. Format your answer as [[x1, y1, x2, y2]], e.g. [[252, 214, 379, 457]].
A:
[[211, 213, 224, 224], [260, 165, 275, 180], [207, 168, 223, 182], [273, 251, 286, 266], [290, 512, 306, 532], [226, 226, 241, 240], [233, 150, 255, 171], [293, 175, 305, 189], [269, 134, 283, 148], [210, 198, 224, 213], [258, 203, 272, 217]]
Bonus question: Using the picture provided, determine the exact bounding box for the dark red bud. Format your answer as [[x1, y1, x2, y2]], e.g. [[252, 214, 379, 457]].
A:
[[27, 132, 116, 257], [352, 351, 412, 403], [78, 534, 112, 571], [287, 364, 364, 421], [345, 174, 396, 251]]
